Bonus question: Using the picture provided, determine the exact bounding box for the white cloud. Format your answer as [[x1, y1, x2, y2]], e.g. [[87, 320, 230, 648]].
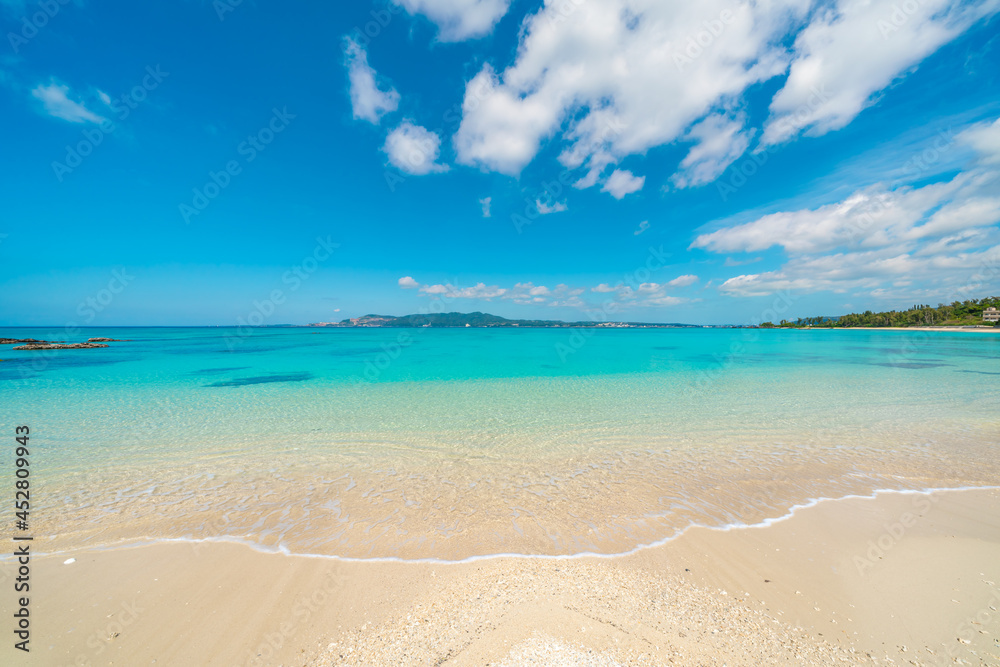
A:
[[668, 274, 699, 288], [692, 169, 1000, 255], [399, 0, 511, 41], [535, 198, 567, 214], [384, 121, 449, 175], [587, 275, 698, 307], [718, 244, 1000, 297], [520, 282, 550, 296], [724, 256, 762, 267], [453, 1, 802, 180], [601, 169, 644, 199], [418, 282, 508, 299], [479, 196, 492, 217], [452, 64, 558, 176], [344, 38, 399, 124], [702, 119, 1000, 299], [671, 113, 752, 188], [452, 0, 997, 188], [762, 0, 1000, 146], [958, 118, 1000, 166], [31, 82, 105, 124], [397, 274, 694, 309]]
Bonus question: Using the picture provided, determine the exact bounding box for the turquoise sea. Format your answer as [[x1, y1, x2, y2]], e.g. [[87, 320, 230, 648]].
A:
[[2, 326, 999, 560]]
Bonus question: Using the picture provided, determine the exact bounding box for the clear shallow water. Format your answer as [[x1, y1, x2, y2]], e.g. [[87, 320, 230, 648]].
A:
[[2, 326, 998, 559]]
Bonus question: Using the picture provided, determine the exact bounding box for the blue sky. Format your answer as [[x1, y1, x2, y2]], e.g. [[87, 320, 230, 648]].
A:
[[1, 0, 998, 326]]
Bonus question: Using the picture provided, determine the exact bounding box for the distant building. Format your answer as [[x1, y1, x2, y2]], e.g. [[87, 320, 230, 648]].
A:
[[984, 307, 1000, 322]]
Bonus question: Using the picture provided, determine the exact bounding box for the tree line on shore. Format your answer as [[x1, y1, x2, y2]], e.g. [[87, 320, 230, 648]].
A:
[[758, 296, 1000, 328]]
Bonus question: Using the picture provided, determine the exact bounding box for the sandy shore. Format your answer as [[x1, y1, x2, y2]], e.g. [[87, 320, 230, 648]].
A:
[[3, 487, 999, 666]]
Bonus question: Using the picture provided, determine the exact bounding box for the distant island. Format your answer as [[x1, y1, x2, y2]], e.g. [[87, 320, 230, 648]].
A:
[[308, 312, 705, 329], [309, 298, 1000, 330]]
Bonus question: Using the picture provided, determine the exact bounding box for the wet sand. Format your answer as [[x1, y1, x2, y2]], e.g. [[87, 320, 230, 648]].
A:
[[3, 487, 998, 666]]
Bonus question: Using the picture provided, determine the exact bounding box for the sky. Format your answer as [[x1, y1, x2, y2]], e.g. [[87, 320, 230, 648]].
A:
[[0, 0, 998, 326]]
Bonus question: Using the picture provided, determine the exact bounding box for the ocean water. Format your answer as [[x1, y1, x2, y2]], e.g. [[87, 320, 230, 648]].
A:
[[2, 326, 998, 560]]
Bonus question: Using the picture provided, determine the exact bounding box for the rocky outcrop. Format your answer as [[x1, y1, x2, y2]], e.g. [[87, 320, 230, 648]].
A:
[[87, 338, 127, 342], [0, 338, 50, 345], [13, 343, 110, 350]]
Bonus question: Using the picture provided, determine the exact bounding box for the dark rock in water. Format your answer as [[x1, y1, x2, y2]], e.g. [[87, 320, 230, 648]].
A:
[[87, 338, 127, 342], [0, 338, 50, 345], [13, 343, 110, 350]]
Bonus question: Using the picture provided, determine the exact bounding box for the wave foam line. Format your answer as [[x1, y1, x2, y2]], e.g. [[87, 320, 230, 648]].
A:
[[13, 485, 1000, 565]]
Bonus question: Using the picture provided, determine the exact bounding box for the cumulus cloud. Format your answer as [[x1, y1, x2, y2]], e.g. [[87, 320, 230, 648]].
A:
[[692, 170, 1000, 255], [433, 282, 508, 299], [398, 0, 511, 41], [31, 82, 105, 124], [344, 38, 400, 124], [718, 244, 1000, 297], [762, 0, 1000, 146], [399, 276, 694, 309], [536, 198, 568, 214], [601, 169, 645, 199], [452, 0, 997, 188], [668, 274, 699, 288], [671, 113, 752, 188], [724, 256, 762, 267], [701, 118, 1000, 299], [453, 1, 801, 181], [588, 275, 698, 306], [384, 121, 449, 175], [958, 118, 1000, 166]]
